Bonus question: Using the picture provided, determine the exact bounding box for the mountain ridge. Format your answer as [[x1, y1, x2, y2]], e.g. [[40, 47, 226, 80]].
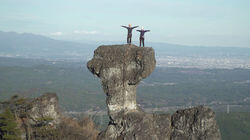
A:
[[1, 31, 250, 69], [1, 30, 250, 58]]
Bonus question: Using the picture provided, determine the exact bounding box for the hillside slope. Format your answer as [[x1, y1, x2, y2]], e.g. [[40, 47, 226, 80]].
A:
[[216, 112, 250, 140]]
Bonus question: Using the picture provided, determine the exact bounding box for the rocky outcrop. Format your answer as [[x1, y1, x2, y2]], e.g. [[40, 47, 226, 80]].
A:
[[87, 44, 221, 140], [28, 93, 61, 125], [87, 44, 155, 120], [171, 106, 221, 140], [0, 93, 99, 140], [0, 93, 61, 126]]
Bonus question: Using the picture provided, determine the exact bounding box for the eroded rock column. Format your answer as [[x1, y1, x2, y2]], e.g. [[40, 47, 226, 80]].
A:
[[87, 44, 156, 120], [87, 44, 221, 140]]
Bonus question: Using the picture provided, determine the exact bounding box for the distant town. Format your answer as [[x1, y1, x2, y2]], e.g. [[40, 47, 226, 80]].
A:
[[156, 55, 250, 69]]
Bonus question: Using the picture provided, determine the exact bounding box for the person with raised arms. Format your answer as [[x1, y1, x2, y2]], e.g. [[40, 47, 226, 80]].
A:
[[121, 24, 138, 44], [137, 27, 150, 47]]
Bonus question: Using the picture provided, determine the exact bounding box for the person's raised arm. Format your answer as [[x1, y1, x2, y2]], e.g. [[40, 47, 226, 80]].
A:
[[132, 26, 139, 29], [136, 30, 142, 32], [145, 30, 150, 32], [121, 25, 128, 29]]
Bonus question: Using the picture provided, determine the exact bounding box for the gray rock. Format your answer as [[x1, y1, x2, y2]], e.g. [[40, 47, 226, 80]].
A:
[[87, 44, 221, 140], [87, 44, 156, 120], [99, 111, 172, 140], [171, 106, 221, 140], [28, 93, 61, 125]]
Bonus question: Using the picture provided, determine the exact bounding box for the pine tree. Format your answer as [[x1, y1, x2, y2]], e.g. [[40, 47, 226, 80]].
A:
[[0, 108, 21, 140]]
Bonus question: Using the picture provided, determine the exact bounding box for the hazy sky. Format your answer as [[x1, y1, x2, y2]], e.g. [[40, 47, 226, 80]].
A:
[[0, 0, 249, 47]]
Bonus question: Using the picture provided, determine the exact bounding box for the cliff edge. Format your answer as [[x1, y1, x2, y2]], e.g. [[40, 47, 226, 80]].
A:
[[87, 44, 221, 140]]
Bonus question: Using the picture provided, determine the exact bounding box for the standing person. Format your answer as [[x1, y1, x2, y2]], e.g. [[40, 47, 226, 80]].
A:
[[137, 27, 150, 47], [121, 24, 138, 44]]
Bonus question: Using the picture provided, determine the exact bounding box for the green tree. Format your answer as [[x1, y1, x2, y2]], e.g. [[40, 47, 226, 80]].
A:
[[0, 109, 21, 140]]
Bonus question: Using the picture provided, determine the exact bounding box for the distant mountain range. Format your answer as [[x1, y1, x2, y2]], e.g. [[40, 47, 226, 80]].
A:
[[0, 31, 96, 60], [0, 31, 250, 65]]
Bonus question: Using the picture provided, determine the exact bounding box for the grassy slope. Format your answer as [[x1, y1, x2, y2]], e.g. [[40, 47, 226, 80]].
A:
[[216, 112, 250, 140]]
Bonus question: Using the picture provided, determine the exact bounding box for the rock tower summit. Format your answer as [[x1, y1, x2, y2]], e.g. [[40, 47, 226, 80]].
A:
[[87, 44, 221, 140]]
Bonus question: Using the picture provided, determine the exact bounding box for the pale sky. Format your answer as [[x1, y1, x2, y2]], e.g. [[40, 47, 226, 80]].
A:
[[0, 0, 250, 47]]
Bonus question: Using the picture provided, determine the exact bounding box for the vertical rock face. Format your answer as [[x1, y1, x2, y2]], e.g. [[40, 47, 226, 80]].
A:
[[87, 44, 221, 140], [171, 106, 221, 140], [28, 93, 61, 125]]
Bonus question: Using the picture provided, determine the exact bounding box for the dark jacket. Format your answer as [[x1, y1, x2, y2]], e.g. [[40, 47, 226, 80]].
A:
[[122, 26, 139, 35], [137, 29, 150, 38]]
